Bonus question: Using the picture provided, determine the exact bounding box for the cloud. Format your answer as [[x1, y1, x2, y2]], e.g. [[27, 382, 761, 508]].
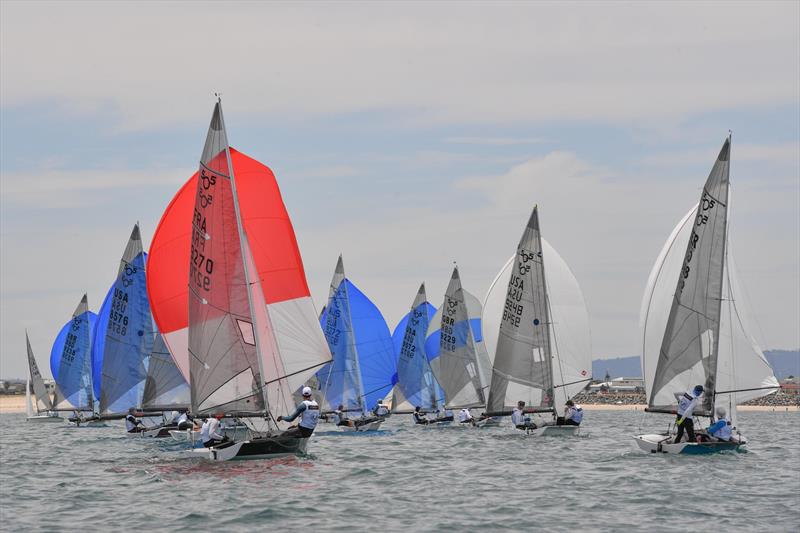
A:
[[1, 2, 797, 131]]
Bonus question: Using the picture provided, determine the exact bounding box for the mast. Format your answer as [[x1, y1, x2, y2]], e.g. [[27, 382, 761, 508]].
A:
[[216, 98, 272, 421]]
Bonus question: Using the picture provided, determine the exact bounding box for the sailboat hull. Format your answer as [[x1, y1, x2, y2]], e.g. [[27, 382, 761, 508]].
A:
[[634, 433, 745, 454], [126, 425, 179, 438], [199, 435, 309, 461], [527, 425, 580, 437], [26, 414, 63, 423], [340, 419, 383, 432]]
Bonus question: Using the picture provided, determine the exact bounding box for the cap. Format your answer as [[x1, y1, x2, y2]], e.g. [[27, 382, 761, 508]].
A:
[[302, 386, 312, 397], [693, 385, 704, 394]]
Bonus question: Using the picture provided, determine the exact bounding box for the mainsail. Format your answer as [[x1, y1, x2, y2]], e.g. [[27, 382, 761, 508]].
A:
[[50, 294, 97, 411], [98, 224, 154, 414], [482, 208, 592, 415], [428, 268, 488, 408], [392, 284, 443, 410], [641, 137, 778, 422], [317, 257, 397, 414], [141, 332, 190, 410], [26, 331, 53, 412], [188, 101, 266, 415]]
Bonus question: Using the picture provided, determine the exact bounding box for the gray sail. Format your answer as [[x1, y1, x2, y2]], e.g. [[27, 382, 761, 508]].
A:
[[99, 224, 154, 414], [329, 254, 345, 299], [649, 137, 731, 413], [430, 267, 486, 408], [188, 101, 265, 415], [142, 333, 190, 409], [26, 332, 53, 412], [486, 206, 554, 413]]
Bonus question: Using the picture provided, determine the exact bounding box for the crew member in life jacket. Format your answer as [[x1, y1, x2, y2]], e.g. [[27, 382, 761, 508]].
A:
[[373, 399, 390, 418], [278, 386, 319, 438], [333, 404, 354, 427], [458, 408, 475, 426], [201, 413, 230, 448], [706, 406, 733, 442], [674, 384, 704, 443], [511, 401, 537, 430], [413, 406, 430, 425], [173, 411, 193, 431], [557, 400, 583, 426], [125, 409, 146, 433]]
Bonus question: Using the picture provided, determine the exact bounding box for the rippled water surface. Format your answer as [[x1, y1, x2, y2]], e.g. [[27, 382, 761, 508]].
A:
[[1, 410, 798, 532]]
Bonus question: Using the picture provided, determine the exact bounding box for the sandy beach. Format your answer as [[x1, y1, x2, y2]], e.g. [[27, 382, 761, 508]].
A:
[[0, 395, 27, 414]]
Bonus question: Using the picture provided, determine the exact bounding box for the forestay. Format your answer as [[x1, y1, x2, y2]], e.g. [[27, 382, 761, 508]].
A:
[[428, 268, 488, 408], [98, 225, 154, 414], [26, 332, 53, 412], [392, 284, 443, 410], [51, 295, 97, 411]]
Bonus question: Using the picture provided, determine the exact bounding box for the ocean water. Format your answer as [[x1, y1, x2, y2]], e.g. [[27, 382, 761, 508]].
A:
[[1, 410, 798, 532]]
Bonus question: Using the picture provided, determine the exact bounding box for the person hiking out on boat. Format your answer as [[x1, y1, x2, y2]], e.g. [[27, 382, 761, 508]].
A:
[[512, 401, 537, 430], [557, 400, 583, 426], [674, 385, 704, 443], [201, 413, 230, 448], [277, 386, 319, 438], [458, 408, 475, 426], [174, 411, 193, 431], [706, 406, 733, 442], [374, 399, 390, 417], [413, 406, 430, 425], [441, 408, 454, 422], [333, 404, 353, 427], [125, 410, 146, 433]]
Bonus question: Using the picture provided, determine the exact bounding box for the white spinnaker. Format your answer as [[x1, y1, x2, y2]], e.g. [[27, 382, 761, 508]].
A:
[[483, 239, 592, 415], [640, 201, 778, 423]]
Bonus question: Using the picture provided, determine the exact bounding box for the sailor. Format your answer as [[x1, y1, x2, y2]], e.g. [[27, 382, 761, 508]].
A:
[[333, 404, 353, 427], [174, 412, 193, 431], [201, 413, 229, 448], [674, 384, 704, 443], [560, 400, 583, 426], [441, 408, 454, 422], [511, 401, 536, 430], [706, 406, 733, 442], [125, 410, 145, 433], [458, 408, 475, 426], [277, 386, 320, 438], [374, 400, 390, 417], [413, 406, 429, 425]]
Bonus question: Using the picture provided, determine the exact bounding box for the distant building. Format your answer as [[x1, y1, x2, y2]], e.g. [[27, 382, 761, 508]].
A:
[[780, 376, 799, 396], [588, 377, 645, 394]]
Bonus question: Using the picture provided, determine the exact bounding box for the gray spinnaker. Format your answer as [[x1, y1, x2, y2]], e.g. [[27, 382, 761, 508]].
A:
[[26, 332, 53, 412], [649, 138, 731, 413], [188, 101, 265, 415], [486, 206, 554, 413]]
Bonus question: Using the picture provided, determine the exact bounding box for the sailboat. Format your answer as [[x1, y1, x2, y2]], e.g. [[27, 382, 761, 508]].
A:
[[391, 283, 446, 423], [635, 136, 779, 454], [25, 332, 61, 422], [427, 267, 492, 419], [482, 206, 592, 435], [92, 225, 158, 432], [149, 99, 331, 460], [316, 256, 397, 432], [49, 294, 106, 426]]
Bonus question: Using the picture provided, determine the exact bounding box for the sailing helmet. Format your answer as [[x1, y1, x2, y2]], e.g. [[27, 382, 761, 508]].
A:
[[715, 406, 727, 418], [693, 385, 704, 395], [302, 386, 312, 397], [415, 406, 421, 412]]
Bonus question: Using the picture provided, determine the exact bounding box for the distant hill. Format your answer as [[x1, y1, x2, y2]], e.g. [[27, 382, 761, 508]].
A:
[[592, 350, 799, 380]]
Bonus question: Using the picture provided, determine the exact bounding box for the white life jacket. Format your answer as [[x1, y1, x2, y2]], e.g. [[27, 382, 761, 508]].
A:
[[458, 409, 473, 422], [175, 413, 188, 425], [710, 419, 733, 441], [677, 391, 700, 417], [125, 415, 138, 432], [299, 400, 319, 429], [511, 407, 525, 427], [566, 406, 583, 424], [375, 404, 389, 416], [200, 420, 211, 442]]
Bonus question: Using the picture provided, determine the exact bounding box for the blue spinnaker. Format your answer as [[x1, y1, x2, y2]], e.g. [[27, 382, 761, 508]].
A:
[[392, 301, 444, 409], [318, 279, 396, 414], [51, 296, 98, 411]]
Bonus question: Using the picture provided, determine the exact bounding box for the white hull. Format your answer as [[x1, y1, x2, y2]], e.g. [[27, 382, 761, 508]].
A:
[[341, 419, 383, 432], [125, 425, 177, 438], [634, 433, 745, 454], [170, 426, 251, 447], [26, 414, 63, 423], [522, 425, 580, 437]]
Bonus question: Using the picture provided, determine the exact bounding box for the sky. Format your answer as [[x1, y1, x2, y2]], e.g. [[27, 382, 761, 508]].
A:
[[1, 1, 798, 379]]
